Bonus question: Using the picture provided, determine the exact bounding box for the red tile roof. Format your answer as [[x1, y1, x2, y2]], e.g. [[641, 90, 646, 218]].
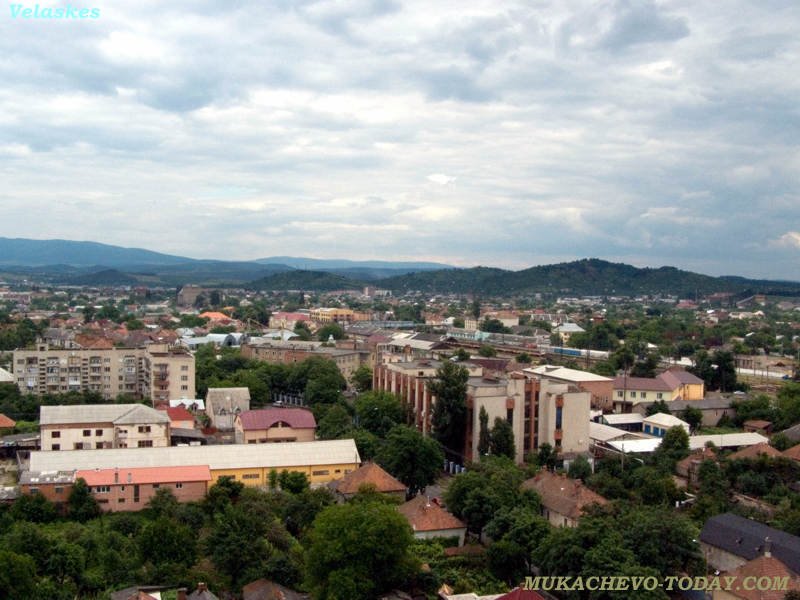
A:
[[77, 465, 211, 486], [334, 462, 406, 495], [0, 413, 16, 428], [722, 554, 800, 600], [784, 443, 800, 462], [397, 495, 466, 533], [497, 588, 547, 600], [158, 406, 195, 424], [729, 442, 782, 461], [522, 470, 608, 520], [237, 408, 316, 431]]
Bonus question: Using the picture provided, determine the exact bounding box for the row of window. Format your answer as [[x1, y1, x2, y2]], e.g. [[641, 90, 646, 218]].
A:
[[616, 391, 664, 400]]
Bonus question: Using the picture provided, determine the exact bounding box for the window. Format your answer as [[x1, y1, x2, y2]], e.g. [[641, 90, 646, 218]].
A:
[[83, 429, 91, 437], [55, 487, 63, 495], [181, 385, 188, 391], [95, 442, 104, 449], [95, 486, 110, 493], [181, 365, 188, 371], [617, 391, 623, 398], [656, 393, 663, 400], [138, 425, 151, 433], [152, 484, 160, 489], [51, 431, 61, 438], [242, 474, 260, 480], [137, 440, 153, 448], [555, 407, 563, 430], [312, 470, 330, 476], [51, 444, 60, 450], [641, 392, 647, 399], [118, 499, 125, 503], [176, 483, 183, 489], [181, 375, 188, 381], [95, 429, 103, 436], [29, 487, 39, 494]]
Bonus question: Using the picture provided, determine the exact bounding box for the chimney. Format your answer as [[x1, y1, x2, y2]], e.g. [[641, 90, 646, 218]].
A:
[[114, 468, 119, 484], [764, 537, 772, 558], [177, 589, 188, 600]]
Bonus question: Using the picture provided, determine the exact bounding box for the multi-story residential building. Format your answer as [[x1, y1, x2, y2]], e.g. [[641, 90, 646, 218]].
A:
[[39, 404, 170, 451], [12, 343, 195, 403], [309, 307, 355, 324], [268, 311, 312, 330], [147, 344, 196, 404], [373, 358, 591, 463]]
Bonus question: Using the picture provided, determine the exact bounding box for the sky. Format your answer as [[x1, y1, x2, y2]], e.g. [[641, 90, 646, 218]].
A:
[[1, 0, 799, 280]]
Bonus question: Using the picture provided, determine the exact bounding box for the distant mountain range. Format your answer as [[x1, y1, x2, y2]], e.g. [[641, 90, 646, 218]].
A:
[[0, 237, 798, 296]]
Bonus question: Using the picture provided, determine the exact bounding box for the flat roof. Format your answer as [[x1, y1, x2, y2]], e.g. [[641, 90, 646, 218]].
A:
[[30, 439, 361, 472], [525, 365, 612, 383], [608, 432, 769, 454]]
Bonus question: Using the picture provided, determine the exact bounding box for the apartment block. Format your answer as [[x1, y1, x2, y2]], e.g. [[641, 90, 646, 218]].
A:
[[373, 358, 591, 463], [12, 343, 195, 403]]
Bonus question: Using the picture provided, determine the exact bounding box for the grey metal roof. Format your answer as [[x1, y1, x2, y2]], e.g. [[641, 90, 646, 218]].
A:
[[40, 404, 169, 426], [699, 513, 800, 574], [29, 438, 360, 472]]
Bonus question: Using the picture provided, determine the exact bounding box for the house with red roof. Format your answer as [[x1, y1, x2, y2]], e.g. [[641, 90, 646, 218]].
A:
[[522, 470, 608, 528], [0, 412, 16, 431], [76, 465, 212, 511], [398, 495, 467, 546], [329, 461, 406, 501], [234, 407, 316, 444], [158, 406, 196, 430]]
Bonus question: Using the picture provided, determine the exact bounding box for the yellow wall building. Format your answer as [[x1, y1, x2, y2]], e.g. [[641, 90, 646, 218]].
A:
[[28, 439, 361, 487]]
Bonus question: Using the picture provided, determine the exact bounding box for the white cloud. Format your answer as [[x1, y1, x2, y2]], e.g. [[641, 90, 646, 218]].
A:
[[0, 1, 797, 279]]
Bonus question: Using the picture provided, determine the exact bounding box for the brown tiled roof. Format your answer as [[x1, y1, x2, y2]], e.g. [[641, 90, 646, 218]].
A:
[[783, 443, 800, 462], [676, 447, 717, 474], [334, 462, 406, 495], [238, 408, 316, 431], [522, 470, 608, 520], [613, 376, 672, 391], [497, 588, 547, 600], [242, 578, 306, 600], [728, 443, 782, 461], [722, 555, 800, 600], [659, 368, 704, 387], [0, 413, 16, 428], [397, 495, 466, 533]]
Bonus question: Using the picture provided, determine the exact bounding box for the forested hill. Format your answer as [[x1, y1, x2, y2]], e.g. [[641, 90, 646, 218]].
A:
[[248, 270, 366, 292], [377, 259, 800, 297]]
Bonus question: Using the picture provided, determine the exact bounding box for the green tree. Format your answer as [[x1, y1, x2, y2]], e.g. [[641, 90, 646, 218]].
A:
[[305, 502, 418, 600], [376, 425, 444, 496], [317, 323, 345, 341], [67, 478, 101, 522], [477, 344, 497, 357], [139, 516, 197, 568], [478, 407, 490, 456], [0, 550, 37, 599], [204, 476, 245, 515], [681, 406, 703, 432], [350, 364, 373, 392], [293, 321, 312, 341], [278, 470, 310, 494], [206, 505, 271, 588], [480, 318, 511, 334], [428, 361, 469, 460], [354, 391, 406, 437], [147, 487, 180, 519], [10, 492, 58, 523], [567, 455, 592, 481], [489, 417, 515, 459], [316, 404, 353, 439], [651, 426, 690, 472]]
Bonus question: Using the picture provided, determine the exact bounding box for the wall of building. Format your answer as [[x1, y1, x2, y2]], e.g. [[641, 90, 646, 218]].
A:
[[209, 461, 359, 487], [237, 425, 315, 444], [40, 421, 170, 451], [92, 480, 208, 512]]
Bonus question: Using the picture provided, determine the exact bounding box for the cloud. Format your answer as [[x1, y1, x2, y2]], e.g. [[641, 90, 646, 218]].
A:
[[772, 232, 800, 250], [0, 0, 797, 280]]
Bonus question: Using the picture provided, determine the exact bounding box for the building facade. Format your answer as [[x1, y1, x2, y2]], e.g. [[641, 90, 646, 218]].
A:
[[12, 343, 195, 402], [40, 404, 171, 451]]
